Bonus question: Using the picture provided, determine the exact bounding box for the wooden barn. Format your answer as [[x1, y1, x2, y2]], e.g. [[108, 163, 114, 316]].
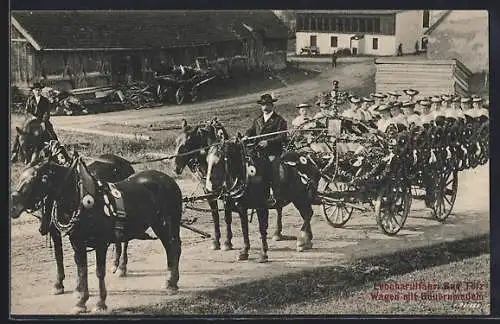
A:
[[375, 57, 472, 98], [10, 10, 289, 90]]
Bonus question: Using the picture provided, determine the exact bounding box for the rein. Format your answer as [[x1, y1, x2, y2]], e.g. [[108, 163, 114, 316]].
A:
[[50, 157, 83, 236], [127, 142, 222, 165]]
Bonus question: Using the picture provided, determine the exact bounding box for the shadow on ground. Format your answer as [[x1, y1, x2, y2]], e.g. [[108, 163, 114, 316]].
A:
[[115, 234, 489, 315]]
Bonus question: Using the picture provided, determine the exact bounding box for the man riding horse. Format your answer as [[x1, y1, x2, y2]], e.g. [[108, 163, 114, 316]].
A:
[[242, 93, 288, 205], [11, 82, 59, 163]]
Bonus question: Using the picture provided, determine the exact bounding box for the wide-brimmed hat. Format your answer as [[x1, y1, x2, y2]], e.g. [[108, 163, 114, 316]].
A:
[[390, 101, 402, 109], [387, 91, 401, 97], [451, 96, 461, 103], [362, 97, 374, 103], [418, 100, 431, 107], [460, 97, 471, 103], [402, 101, 416, 108], [371, 92, 388, 99], [349, 96, 361, 104], [472, 97, 483, 103], [403, 89, 419, 96], [257, 93, 278, 105], [332, 80, 339, 85], [430, 96, 442, 103], [30, 82, 43, 89], [441, 95, 452, 102], [296, 103, 312, 109], [376, 104, 391, 112]]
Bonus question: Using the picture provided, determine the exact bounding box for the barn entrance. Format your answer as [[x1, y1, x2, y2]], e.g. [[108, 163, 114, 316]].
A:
[[111, 54, 142, 84]]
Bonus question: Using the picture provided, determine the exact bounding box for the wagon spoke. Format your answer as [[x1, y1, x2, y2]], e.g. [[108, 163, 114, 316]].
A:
[[444, 195, 452, 207]]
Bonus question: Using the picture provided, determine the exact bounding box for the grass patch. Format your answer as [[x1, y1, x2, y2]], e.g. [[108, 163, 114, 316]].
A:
[[114, 234, 489, 316]]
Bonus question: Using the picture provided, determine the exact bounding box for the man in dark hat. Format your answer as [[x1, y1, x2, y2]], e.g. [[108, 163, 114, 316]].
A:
[[244, 93, 288, 206], [11, 82, 58, 162]]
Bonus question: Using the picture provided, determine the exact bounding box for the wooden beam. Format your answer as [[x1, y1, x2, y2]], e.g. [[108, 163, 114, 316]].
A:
[[11, 16, 42, 50]]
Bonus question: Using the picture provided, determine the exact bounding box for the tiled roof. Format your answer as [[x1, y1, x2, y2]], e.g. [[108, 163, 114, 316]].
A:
[[11, 10, 289, 50]]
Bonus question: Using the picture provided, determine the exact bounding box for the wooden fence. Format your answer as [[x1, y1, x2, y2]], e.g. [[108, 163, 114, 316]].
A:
[[375, 57, 472, 99]]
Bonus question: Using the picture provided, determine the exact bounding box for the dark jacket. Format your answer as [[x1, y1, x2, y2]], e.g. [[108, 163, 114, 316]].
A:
[[25, 95, 51, 120], [245, 111, 288, 156]]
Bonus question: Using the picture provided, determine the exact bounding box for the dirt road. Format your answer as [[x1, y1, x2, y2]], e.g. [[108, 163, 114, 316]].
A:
[[50, 61, 375, 133], [10, 163, 489, 315]]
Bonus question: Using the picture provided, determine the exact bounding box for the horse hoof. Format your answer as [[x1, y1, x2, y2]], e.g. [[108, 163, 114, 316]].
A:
[[222, 243, 233, 251], [164, 285, 179, 295], [117, 269, 127, 277], [272, 234, 283, 241], [92, 304, 108, 313], [53, 286, 65, 295], [211, 241, 221, 250], [237, 253, 249, 261], [111, 266, 118, 274], [297, 242, 313, 252], [258, 254, 269, 263], [71, 306, 88, 314]]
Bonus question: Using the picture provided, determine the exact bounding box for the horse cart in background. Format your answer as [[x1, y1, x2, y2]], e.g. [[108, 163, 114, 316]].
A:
[[155, 57, 217, 105]]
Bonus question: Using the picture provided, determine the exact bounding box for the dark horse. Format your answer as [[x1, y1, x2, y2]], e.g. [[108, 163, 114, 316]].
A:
[[34, 142, 143, 296], [13, 117, 52, 165], [11, 146, 183, 314], [205, 137, 322, 262], [173, 119, 287, 252]]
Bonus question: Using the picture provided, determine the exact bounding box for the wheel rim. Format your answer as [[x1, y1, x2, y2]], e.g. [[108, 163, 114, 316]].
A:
[[321, 182, 354, 228], [176, 87, 185, 105], [376, 185, 411, 235], [432, 170, 458, 221]]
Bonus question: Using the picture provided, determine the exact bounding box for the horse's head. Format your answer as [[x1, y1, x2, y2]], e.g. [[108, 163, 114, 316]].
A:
[[173, 118, 229, 175], [16, 118, 48, 164], [205, 140, 245, 193], [10, 156, 63, 219]]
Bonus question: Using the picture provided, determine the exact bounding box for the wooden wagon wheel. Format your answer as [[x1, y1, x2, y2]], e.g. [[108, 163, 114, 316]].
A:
[[431, 169, 458, 222], [176, 86, 185, 105], [375, 183, 411, 236], [320, 181, 355, 228]]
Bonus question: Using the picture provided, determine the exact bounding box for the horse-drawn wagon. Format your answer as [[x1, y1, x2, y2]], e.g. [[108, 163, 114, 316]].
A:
[[287, 107, 489, 235], [155, 64, 216, 105]]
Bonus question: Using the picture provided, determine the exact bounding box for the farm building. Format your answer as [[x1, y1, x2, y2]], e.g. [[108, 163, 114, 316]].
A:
[[294, 10, 425, 56], [10, 10, 289, 90], [375, 57, 472, 98]]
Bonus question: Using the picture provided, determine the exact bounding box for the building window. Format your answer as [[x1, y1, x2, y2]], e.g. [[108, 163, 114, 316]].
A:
[[352, 18, 359, 32], [312, 17, 318, 30], [374, 18, 381, 33], [345, 18, 351, 31], [372, 38, 379, 50], [423, 10, 430, 28], [331, 36, 338, 47], [337, 18, 344, 32], [297, 16, 303, 30], [367, 19, 373, 32], [359, 19, 366, 33], [310, 35, 317, 47], [331, 18, 337, 32]]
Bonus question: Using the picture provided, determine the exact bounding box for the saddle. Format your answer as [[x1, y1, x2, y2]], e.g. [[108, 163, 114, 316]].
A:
[[98, 181, 128, 236]]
